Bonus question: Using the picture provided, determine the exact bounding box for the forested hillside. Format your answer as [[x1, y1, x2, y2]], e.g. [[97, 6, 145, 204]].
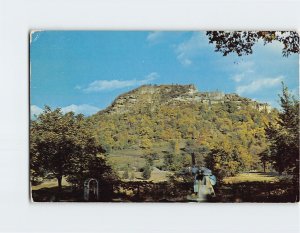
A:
[[88, 84, 277, 177]]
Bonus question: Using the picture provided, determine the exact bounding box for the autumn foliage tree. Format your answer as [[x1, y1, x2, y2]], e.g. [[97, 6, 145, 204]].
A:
[[205, 147, 244, 179]]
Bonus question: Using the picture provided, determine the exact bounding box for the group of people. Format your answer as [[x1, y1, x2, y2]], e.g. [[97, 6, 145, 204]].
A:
[[192, 167, 216, 201]]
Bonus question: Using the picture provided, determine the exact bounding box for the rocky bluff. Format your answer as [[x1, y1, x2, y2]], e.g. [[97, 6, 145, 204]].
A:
[[100, 84, 271, 114]]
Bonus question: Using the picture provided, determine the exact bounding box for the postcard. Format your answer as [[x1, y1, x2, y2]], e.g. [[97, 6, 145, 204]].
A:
[[30, 31, 299, 202]]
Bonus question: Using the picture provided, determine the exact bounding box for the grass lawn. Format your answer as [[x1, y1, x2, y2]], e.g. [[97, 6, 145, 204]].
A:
[[118, 169, 171, 183], [31, 172, 280, 192], [107, 148, 165, 170], [31, 177, 69, 190], [223, 172, 280, 184], [31, 171, 298, 202]]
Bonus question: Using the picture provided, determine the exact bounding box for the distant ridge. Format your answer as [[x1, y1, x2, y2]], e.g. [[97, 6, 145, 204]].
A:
[[97, 84, 271, 114]]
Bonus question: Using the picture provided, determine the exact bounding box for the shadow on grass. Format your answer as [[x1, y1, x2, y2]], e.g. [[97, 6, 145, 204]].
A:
[[213, 180, 299, 202], [32, 179, 299, 203]]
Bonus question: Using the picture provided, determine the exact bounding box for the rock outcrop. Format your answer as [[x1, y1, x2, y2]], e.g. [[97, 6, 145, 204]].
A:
[[100, 84, 271, 114]]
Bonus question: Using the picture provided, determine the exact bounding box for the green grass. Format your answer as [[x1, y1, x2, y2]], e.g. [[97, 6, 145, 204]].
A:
[[106, 140, 189, 170], [109, 155, 146, 169], [223, 172, 279, 184], [109, 148, 144, 157], [107, 147, 167, 170], [119, 170, 171, 183], [149, 170, 171, 182], [31, 177, 69, 190]]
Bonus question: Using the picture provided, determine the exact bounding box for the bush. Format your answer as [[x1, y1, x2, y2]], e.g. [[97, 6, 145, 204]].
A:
[[205, 148, 243, 179], [142, 163, 152, 180], [122, 166, 129, 179]]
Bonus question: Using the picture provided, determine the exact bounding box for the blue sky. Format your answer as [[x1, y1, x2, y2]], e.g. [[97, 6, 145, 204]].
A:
[[30, 31, 299, 117]]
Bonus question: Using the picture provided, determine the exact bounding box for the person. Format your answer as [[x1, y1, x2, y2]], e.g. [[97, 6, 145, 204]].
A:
[[194, 169, 215, 202], [203, 174, 216, 197], [191, 165, 198, 175], [193, 170, 202, 193]]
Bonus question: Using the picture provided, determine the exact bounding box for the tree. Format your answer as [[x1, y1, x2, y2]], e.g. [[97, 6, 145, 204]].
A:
[[258, 149, 271, 173], [162, 141, 183, 171], [30, 106, 107, 191], [129, 171, 135, 181], [170, 140, 180, 156], [122, 164, 129, 179], [206, 31, 299, 57], [142, 162, 152, 180], [205, 147, 243, 179], [265, 84, 299, 177], [140, 138, 152, 150], [67, 156, 115, 188], [163, 152, 175, 171], [145, 155, 154, 167], [184, 140, 198, 165]]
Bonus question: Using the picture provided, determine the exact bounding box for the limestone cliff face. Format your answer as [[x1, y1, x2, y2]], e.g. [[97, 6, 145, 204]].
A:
[[100, 84, 271, 114]]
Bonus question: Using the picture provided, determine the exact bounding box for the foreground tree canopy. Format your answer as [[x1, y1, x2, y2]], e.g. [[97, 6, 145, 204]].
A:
[[206, 31, 299, 57], [265, 84, 299, 178], [30, 106, 114, 190]]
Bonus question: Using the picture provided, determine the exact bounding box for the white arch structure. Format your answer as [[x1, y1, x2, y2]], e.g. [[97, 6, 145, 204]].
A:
[[84, 178, 99, 201]]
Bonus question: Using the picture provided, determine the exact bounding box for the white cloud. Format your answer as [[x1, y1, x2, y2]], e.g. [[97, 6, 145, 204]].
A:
[[30, 105, 43, 118], [236, 76, 283, 95], [31, 104, 101, 118], [231, 73, 245, 82], [178, 57, 192, 66], [147, 31, 165, 43], [174, 32, 208, 66], [82, 72, 159, 93], [231, 61, 255, 83], [61, 104, 100, 116]]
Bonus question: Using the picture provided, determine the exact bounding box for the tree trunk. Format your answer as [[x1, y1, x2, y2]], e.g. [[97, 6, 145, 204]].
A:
[[263, 162, 266, 173], [191, 152, 196, 166], [57, 176, 62, 189], [56, 175, 62, 201]]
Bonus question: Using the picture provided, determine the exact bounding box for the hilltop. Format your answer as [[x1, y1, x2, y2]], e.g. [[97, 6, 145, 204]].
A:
[[89, 84, 276, 174], [100, 84, 271, 114]]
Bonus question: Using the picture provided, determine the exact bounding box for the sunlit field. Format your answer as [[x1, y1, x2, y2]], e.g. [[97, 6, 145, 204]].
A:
[[223, 172, 280, 184]]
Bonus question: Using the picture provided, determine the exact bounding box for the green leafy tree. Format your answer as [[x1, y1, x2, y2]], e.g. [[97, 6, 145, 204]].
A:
[[140, 138, 152, 150], [206, 31, 299, 57], [184, 140, 198, 165], [122, 164, 129, 179], [205, 147, 243, 179], [265, 84, 299, 177], [142, 162, 152, 180], [258, 149, 271, 173], [30, 106, 108, 191], [129, 171, 135, 181], [67, 156, 115, 188], [163, 152, 174, 170], [170, 140, 180, 156], [145, 155, 154, 167]]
